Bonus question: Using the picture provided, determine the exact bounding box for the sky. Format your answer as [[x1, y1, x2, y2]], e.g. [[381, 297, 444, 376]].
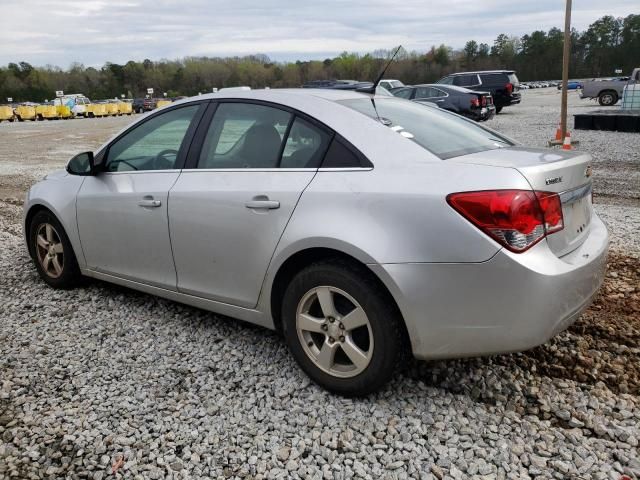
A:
[[0, 0, 637, 68]]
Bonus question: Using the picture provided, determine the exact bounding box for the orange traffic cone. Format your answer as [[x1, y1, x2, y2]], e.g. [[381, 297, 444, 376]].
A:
[[555, 122, 562, 141], [562, 132, 572, 150]]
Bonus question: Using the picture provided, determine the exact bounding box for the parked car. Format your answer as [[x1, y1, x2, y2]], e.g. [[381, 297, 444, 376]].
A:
[[143, 97, 158, 112], [580, 68, 640, 106], [379, 79, 405, 91], [132, 98, 145, 113], [557, 81, 583, 91], [392, 84, 495, 121], [24, 89, 608, 395], [436, 70, 521, 113]]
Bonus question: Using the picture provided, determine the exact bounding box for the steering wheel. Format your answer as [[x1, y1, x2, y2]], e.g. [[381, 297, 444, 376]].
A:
[[153, 149, 179, 170]]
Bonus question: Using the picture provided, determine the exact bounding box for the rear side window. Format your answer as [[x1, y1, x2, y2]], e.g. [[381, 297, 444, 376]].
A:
[[507, 73, 519, 85], [198, 103, 290, 168], [479, 73, 506, 84], [280, 117, 332, 168], [437, 76, 454, 85], [322, 138, 367, 168], [339, 98, 514, 160], [415, 87, 444, 98], [393, 88, 414, 99]]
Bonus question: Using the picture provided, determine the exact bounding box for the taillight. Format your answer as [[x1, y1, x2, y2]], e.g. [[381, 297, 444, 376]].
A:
[[481, 96, 487, 106], [506, 82, 514, 94], [470, 97, 480, 107], [446, 190, 564, 252]]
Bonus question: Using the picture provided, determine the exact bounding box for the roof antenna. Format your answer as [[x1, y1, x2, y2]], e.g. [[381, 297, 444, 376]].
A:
[[358, 45, 403, 94]]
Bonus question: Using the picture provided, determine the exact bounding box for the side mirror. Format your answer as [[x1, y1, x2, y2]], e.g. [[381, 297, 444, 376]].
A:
[[66, 151, 96, 176]]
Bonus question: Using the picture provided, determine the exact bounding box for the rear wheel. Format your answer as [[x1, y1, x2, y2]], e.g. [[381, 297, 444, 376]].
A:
[[282, 260, 406, 396], [29, 210, 82, 289], [598, 91, 618, 106]]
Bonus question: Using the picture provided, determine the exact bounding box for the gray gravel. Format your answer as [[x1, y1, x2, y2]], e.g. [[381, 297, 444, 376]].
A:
[[1, 89, 639, 479]]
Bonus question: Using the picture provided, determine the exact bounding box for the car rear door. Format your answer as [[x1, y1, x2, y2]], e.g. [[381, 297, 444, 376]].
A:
[[76, 102, 205, 289], [168, 101, 333, 308]]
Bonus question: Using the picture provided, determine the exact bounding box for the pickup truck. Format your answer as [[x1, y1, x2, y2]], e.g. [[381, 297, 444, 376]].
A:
[[580, 67, 640, 106]]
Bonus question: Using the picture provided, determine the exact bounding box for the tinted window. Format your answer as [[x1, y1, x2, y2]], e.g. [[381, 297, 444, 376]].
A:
[[280, 117, 332, 168], [105, 105, 199, 171], [415, 87, 444, 98], [455, 75, 480, 87], [339, 98, 514, 160], [393, 88, 414, 99], [198, 103, 291, 168], [322, 138, 365, 168], [480, 73, 508, 84]]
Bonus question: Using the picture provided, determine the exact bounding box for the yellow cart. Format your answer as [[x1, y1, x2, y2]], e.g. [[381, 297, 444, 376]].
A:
[[0, 105, 14, 122], [156, 99, 172, 109], [117, 102, 133, 115], [105, 103, 119, 116], [36, 104, 58, 120], [84, 104, 107, 118], [14, 105, 37, 121]]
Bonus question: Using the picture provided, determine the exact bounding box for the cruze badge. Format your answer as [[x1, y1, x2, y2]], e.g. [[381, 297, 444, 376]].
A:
[[585, 165, 593, 178], [545, 176, 563, 185]]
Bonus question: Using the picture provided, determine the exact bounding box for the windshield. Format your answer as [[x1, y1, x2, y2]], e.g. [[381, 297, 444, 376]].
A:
[[339, 98, 514, 159]]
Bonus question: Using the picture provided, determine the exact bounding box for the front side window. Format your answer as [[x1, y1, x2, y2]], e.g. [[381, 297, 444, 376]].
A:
[[198, 103, 291, 168], [105, 105, 199, 171], [339, 98, 514, 159]]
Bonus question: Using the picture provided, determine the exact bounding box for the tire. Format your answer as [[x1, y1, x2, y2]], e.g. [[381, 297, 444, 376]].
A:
[[282, 259, 406, 396], [29, 210, 82, 289], [17, 116, 23, 122], [495, 105, 503, 114], [598, 91, 618, 106]]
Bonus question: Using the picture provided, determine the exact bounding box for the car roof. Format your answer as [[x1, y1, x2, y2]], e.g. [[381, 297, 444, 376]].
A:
[[188, 88, 374, 104], [445, 70, 515, 76]]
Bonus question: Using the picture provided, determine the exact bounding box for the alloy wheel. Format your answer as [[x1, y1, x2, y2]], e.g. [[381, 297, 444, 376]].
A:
[[35, 223, 64, 278], [296, 286, 373, 378]]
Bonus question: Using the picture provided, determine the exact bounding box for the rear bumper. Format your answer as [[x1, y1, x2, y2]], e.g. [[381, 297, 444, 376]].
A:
[[371, 214, 609, 360]]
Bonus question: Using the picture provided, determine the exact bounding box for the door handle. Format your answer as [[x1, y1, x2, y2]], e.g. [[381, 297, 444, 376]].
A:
[[245, 199, 280, 210], [138, 198, 161, 208]]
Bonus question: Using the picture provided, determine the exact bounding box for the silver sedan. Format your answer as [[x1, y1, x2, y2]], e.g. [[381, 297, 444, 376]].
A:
[[23, 89, 608, 395]]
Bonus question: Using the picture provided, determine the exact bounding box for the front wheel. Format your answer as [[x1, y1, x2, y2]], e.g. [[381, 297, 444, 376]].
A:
[[29, 210, 82, 289], [282, 260, 406, 396]]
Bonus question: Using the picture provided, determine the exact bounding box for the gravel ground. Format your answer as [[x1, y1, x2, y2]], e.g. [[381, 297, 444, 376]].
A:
[[0, 90, 638, 479]]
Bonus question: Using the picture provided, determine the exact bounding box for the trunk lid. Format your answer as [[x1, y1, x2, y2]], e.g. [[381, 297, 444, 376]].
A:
[[451, 146, 594, 257]]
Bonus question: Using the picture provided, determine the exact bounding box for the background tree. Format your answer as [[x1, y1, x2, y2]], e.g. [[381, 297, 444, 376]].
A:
[[1, 14, 638, 102]]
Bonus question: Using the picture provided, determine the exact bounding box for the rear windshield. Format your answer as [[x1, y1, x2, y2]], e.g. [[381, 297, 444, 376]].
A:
[[338, 98, 513, 159]]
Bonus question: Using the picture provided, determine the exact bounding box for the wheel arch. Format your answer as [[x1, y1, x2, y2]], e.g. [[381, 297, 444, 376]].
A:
[[24, 201, 85, 268], [267, 246, 410, 349]]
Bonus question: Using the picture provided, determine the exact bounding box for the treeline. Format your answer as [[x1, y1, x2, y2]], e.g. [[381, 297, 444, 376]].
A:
[[0, 14, 638, 102]]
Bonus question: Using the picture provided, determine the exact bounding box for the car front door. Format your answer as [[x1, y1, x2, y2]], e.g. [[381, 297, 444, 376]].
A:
[[169, 101, 332, 308], [76, 103, 204, 289]]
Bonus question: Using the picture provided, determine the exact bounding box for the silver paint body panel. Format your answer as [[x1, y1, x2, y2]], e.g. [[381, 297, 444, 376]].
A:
[[23, 89, 609, 360]]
